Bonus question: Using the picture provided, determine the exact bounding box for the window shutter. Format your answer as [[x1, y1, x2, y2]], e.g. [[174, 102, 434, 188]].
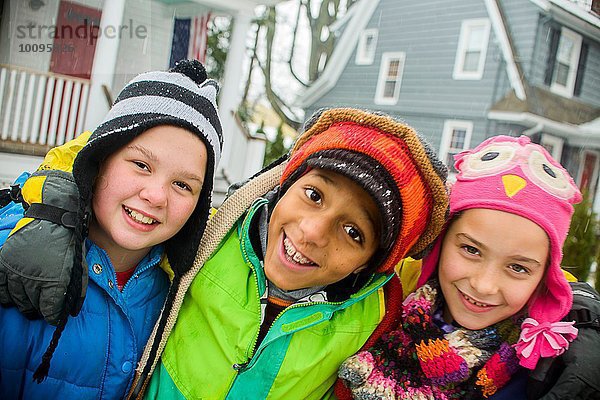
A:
[[544, 27, 560, 86], [574, 41, 589, 97]]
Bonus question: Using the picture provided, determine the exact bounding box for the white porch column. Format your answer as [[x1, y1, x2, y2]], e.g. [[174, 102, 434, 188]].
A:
[[218, 10, 253, 175], [84, 0, 126, 131]]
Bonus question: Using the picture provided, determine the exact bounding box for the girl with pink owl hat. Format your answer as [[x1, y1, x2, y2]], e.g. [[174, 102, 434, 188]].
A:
[[337, 135, 594, 399]]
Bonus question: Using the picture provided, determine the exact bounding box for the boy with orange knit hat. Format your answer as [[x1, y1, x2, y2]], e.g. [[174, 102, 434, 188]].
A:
[[127, 107, 449, 399]]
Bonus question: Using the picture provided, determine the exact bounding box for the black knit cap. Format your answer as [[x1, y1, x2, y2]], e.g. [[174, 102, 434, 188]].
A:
[[33, 59, 223, 382], [280, 108, 448, 266], [283, 150, 401, 252]]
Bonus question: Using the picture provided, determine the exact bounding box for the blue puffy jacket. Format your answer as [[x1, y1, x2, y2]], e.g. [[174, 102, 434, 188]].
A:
[[0, 191, 169, 399]]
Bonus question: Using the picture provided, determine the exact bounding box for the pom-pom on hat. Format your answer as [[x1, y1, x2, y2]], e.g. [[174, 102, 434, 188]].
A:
[[417, 135, 581, 369], [281, 108, 449, 274]]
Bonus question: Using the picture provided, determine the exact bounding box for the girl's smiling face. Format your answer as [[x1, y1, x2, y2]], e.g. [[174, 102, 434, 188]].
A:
[[264, 168, 381, 291], [89, 125, 207, 270], [438, 208, 548, 330]]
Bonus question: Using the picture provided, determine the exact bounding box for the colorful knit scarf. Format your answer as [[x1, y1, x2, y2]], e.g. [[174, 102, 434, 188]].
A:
[[338, 282, 522, 399]]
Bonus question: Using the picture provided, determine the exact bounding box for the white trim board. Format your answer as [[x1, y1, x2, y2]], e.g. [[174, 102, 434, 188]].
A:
[[487, 110, 600, 147], [484, 0, 526, 100]]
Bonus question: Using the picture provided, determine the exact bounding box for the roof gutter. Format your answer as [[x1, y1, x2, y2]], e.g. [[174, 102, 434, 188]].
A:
[[522, 122, 544, 136], [488, 110, 600, 147]]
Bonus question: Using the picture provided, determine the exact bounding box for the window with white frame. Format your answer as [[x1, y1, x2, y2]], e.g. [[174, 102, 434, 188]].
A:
[[550, 27, 583, 97], [577, 150, 599, 201], [374, 52, 405, 105], [540, 133, 564, 162], [453, 19, 491, 80], [355, 29, 378, 65], [440, 120, 473, 171]]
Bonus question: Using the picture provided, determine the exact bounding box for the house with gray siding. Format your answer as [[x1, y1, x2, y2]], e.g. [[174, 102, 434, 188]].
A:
[[299, 0, 600, 211], [0, 0, 281, 204]]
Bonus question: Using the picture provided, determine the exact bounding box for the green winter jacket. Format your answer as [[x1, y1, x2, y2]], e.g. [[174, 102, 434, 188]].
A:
[[144, 198, 393, 400]]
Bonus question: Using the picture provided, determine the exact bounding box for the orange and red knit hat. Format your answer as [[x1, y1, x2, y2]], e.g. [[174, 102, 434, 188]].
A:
[[280, 108, 449, 273]]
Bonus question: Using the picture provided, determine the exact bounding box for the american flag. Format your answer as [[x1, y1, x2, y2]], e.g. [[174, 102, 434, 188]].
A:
[[169, 13, 212, 68]]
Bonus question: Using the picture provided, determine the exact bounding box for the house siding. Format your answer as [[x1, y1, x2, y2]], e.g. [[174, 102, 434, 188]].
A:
[[0, 0, 104, 71], [310, 0, 505, 151], [528, 16, 600, 106], [497, 0, 540, 81]]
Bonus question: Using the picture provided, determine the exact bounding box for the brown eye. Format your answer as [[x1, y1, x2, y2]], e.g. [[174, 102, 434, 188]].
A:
[[304, 187, 322, 204], [344, 225, 363, 243], [133, 161, 150, 171], [462, 245, 480, 256], [509, 264, 529, 274], [174, 181, 192, 192]]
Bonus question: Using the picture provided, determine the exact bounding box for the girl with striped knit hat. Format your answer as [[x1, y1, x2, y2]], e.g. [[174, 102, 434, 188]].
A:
[[0, 60, 222, 399]]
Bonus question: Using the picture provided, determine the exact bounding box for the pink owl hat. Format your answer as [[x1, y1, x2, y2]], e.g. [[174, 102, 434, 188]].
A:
[[417, 135, 582, 370]]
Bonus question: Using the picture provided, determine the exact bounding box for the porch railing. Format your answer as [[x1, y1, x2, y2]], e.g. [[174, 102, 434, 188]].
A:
[[0, 64, 90, 149]]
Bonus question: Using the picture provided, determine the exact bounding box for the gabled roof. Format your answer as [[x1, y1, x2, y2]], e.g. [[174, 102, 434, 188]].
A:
[[488, 87, 600, 146], [296, 0, 380, 108], [298, 0, 599, 108], [485, 0, 527, 100], [530, 0, 600, 38]]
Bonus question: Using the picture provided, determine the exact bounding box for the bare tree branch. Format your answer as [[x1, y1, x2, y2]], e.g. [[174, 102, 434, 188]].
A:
[[259, 6, 302, 129], [242, 21, 262, 104], [258, 57, 302, 129], [254, 0, 358, 128], [306, 0, 340, 81], [287, 0, 309, 87]]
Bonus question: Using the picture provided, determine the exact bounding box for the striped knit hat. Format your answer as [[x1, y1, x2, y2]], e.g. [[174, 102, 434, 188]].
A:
[[74, 59, 222, 278], [33, 60, 222, 381], [281, 108, 449, 273]]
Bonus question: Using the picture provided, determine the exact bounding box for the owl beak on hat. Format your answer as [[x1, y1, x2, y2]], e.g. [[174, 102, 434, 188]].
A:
[[502, 174, 527, 198]]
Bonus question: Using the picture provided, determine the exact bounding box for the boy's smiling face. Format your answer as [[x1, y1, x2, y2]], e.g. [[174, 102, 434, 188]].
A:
[[89, 125, 207, 270], [438, 208, 548, 330], [264, 168, 381, 291]]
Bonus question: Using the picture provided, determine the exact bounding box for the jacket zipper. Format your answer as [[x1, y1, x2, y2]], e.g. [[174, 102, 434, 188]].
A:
[[121, 255, 162, 292], [235, 299, 341, 373]]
